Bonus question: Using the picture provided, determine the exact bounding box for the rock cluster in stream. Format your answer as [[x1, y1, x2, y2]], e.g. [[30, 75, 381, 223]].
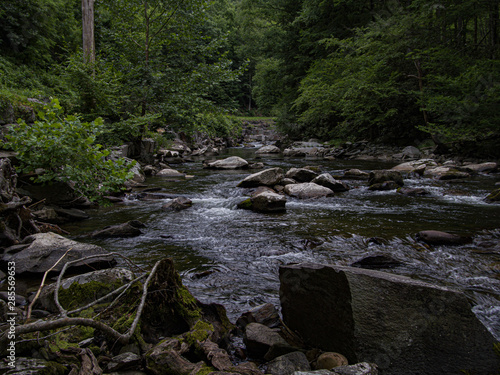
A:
[[0, 134, 499, 374]]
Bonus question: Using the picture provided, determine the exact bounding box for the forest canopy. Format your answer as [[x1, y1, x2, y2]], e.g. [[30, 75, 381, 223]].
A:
[[1, 0, 499, 155]]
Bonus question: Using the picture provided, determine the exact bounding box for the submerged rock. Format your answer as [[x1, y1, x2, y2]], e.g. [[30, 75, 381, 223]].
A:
[[279, 263, 500, 375], [416, 230, 472, 245]]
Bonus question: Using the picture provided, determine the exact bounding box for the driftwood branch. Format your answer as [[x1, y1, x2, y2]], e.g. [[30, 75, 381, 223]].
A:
[[0, 254, 161, 347], [26, 248, 73, 319]]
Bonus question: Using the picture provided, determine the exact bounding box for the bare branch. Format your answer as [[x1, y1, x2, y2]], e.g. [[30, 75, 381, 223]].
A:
[[27, 248, 73, 320]]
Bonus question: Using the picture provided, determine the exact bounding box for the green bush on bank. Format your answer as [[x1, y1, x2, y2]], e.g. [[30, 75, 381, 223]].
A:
[[2, 99, 135, 202]]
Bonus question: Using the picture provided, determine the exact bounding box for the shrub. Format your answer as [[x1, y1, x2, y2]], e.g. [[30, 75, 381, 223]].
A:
[[3, 99, 135, 202]]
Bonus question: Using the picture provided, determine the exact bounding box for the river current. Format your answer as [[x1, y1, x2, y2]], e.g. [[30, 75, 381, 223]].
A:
[[62, 148, 500, 339]]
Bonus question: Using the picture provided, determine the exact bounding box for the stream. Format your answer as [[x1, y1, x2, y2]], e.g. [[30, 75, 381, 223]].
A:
[[61, 148, 500, 339]]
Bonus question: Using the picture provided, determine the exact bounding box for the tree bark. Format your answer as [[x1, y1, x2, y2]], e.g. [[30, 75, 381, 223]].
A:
[[82, 0, 95, 64]]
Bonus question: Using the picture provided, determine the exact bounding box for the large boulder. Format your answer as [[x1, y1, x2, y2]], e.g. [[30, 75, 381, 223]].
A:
[[312, 174, 349, 192], [279, 263, 500, 375], [237, 168, 285, 188], [284, 183, 334, 199], [285, 168, 319, 183], [2, 232, 116, 275], [204, 156, 249, 170]]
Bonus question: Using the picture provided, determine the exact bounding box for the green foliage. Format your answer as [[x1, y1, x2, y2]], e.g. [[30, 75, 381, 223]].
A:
[[3, 99, 135, 202]]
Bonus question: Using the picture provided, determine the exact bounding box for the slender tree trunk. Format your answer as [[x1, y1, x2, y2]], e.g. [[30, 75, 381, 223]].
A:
[[82, 0, 95, 64], [490, 1, 499, 58]]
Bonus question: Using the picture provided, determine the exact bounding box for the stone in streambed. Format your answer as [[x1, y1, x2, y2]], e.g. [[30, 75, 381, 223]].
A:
[[284, 183, 334, 199], [416, 230, 472, 246], [312, 173, 349, 192], [238, 168, 285, 188], [162, 197, 193, 211], [204, 156, 249, 170]]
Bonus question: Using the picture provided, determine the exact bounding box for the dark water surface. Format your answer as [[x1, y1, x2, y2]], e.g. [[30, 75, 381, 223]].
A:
[[62, 148, 500, 339]]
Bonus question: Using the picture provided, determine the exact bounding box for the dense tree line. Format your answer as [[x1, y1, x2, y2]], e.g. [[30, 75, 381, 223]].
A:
[[1, 0, 499, 155]]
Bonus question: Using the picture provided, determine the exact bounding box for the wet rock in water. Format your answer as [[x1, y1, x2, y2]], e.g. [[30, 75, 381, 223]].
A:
[[461, 162, 497, 174], [34, 267, 135, 312], [237, 302, 282, 329], [312, 174, 349, 192], [251, 191, 287, 213], [315, 352, 348, 369], [156, 168, 185, 177], [397, 187, 429, 196], [91, 220, 145, 238], [238, 167, 285, 188], [266, 351, 311, 375], [423, 166, 470, 180], [244, 322, 289, 359], [367, 181, 400, 191], [283, 148, 307, 157], [256, 145, 281, 154], [485, 188, 500, 202], [391, 159, 437, 174], [2, 232, 116, 275], [350, 255, 403, 269], [284, 183, 334, 199], [286, 168, 319, 183], [416, 230, 472, 245], [162, 196, 193, 211], [204, 156, 249, 169], [343, 169, 369, 179], [279, 263, 500, 375], [368, 170, 403, 187]]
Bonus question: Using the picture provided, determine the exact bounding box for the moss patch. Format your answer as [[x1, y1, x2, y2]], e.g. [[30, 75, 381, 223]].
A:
[[58, 279, 123, 311], [185, 320, 214, 347]]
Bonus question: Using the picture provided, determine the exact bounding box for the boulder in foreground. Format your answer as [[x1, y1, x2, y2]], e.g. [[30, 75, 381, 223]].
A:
[[2, 232, 116, 274], [279, 263, 500, 375]]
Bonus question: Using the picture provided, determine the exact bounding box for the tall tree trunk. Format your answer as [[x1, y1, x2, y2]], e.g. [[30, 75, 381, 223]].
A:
[[82, 0, 95, 64]]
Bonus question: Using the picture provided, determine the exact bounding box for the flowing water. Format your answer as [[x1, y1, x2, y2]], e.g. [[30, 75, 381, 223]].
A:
[[62, 148, 500, 339]]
